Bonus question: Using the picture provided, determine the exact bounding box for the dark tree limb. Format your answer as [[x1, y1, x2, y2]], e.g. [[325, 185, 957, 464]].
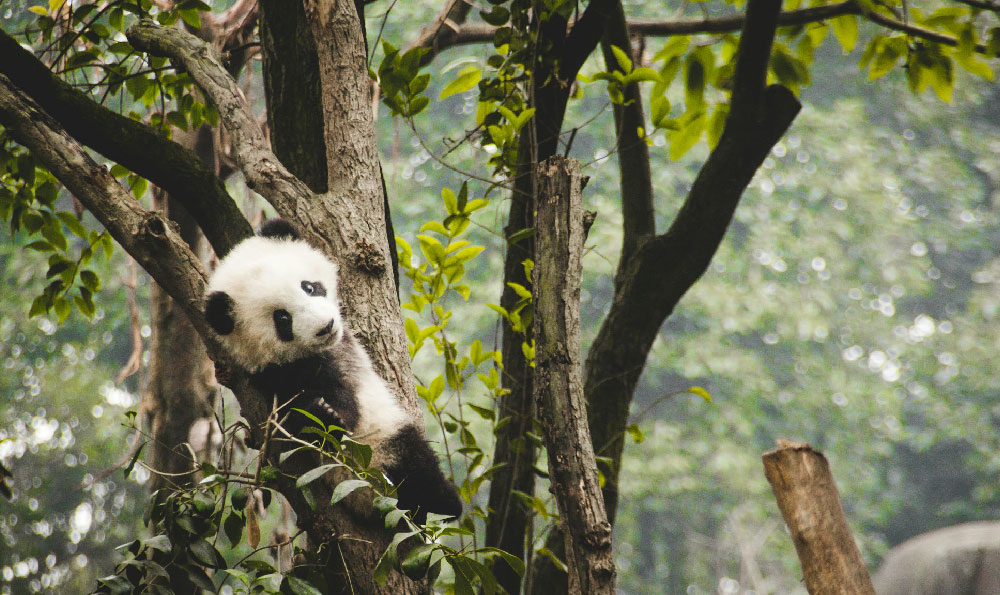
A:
[[258, 0, 329, 194], [763, 440, 876, 595], [127, 21, 313, 216], [0, 29, 250, 256], [407, 0, 474, 66], [534, 157, 616, 594], [586, 0, 799, 522], [599, 5, 655, 273]]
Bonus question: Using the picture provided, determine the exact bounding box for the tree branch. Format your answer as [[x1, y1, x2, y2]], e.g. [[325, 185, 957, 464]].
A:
[[599, 4, 655, 269], [421, 1, 995, 58], [127, 20, 313, 216], [0, 75, 207, 324], [0, 64, 279, 487], [534, 157, 616, 594], [407, 0, 474, 66], [0, 29, 251, 257], [583, 0, 800, 527], [562, 0, 617, 82]]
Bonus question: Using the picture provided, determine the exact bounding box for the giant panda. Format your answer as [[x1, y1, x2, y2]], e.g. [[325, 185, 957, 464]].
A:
[[204, 218, 462, 522]]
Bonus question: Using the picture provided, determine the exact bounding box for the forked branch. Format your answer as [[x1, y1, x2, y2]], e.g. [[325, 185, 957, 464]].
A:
[[127, 20, 313, 215]]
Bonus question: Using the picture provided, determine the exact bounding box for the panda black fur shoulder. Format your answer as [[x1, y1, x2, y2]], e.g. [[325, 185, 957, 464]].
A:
[[204, 218, 462, 521]]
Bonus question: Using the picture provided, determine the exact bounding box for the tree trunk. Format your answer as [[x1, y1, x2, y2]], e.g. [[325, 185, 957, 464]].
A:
[[763, 440, 876, 595], [533, 157, 616, 594]]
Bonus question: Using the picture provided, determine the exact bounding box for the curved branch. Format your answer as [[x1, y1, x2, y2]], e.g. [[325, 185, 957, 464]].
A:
[[127, 20, 313, 215], [0, 29, 251, 257], [0, 70, 271, 459], [584, 0, 801, 530]]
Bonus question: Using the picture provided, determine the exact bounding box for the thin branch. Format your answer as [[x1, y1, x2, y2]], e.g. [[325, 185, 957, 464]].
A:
[[405, 0, 474, 67], [127, 20, 313, 215], [423, 1, 996, 58], [951, 0, 1000, 10]]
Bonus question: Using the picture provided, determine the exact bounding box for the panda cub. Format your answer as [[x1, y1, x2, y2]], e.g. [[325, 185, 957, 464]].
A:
[[204, 218, 462, 522]]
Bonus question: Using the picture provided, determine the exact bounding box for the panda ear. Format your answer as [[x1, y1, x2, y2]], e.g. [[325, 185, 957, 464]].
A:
[[205, 291, 235, 335], [258, 218, 299, 241]]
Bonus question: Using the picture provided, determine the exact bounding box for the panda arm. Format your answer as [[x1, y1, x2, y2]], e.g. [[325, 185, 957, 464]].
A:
[[382, 424, 463, 523]]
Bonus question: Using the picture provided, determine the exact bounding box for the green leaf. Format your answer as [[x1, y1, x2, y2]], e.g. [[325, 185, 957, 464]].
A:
[[626, 423, 645, 444], [401, 543, 437, 579], [687, 386, 712, 402], [56, 211, 87, 238], [507, 282, 531, 300], [25, 240, 53, 252], [650, 94, 670, 128], [189, 539, 226, 568], [178, 7, 201, 28], [440, 65, 482, 100], [283, 576, 323, 595], [53, 297, 70, 324], [623, 67, 662, 85], [407, 96, 430, 116], [653, 36, 690, 63], [296, 464, 341, 488], [480, 547, 526, 577], [97, 576, 132, 595], [668, 110, 706, 160], [28, 295, 48, 318], [830, 15, 858, 53], [79, 270, 100, 292], [611, 45, 633, 73], [331, 479, 370, 504], [867, 37, 904, 81], [139, 535, 170, 554]]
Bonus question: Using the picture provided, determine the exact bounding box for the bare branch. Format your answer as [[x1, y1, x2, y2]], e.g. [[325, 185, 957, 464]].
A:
[[127, 20, 313, 215], [422, 0, 995, 59], [0, 29, 251, 257], [406, 0, 474, 66]]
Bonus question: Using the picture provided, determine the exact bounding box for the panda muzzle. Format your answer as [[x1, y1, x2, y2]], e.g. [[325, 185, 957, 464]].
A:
[[316, 319, 337, 338]]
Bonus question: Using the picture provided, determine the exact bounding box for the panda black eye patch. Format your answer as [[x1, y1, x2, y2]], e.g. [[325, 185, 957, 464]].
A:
[[273, 309, 294, 342], [301, 281, 327, 297]]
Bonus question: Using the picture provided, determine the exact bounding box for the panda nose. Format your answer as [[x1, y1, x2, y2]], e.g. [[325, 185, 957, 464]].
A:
[[316, 319, 336, 337]]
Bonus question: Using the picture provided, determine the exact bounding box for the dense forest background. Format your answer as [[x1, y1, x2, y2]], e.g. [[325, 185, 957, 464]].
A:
[[2, 0, 999, 592]]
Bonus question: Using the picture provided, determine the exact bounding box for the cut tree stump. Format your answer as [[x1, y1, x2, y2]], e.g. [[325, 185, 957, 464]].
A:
[[762, 439, 875, 595]]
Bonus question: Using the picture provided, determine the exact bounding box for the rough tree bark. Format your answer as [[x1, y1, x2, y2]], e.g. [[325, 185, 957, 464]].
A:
[[147, 126, 218, 494], [484, 5, 617, 592], [533, 157, 616, 594], [763, 440, 876, 595]]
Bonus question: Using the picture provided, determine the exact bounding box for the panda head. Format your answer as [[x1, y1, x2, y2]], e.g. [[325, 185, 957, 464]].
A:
[[204, 219, 344, 371]]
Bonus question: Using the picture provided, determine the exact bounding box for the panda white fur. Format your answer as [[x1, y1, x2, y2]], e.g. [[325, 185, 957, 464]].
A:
[[204, 219, 462, 521]]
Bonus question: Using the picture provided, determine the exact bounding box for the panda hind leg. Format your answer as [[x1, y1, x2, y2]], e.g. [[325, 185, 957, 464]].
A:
[[383, 425, 463, 524]]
